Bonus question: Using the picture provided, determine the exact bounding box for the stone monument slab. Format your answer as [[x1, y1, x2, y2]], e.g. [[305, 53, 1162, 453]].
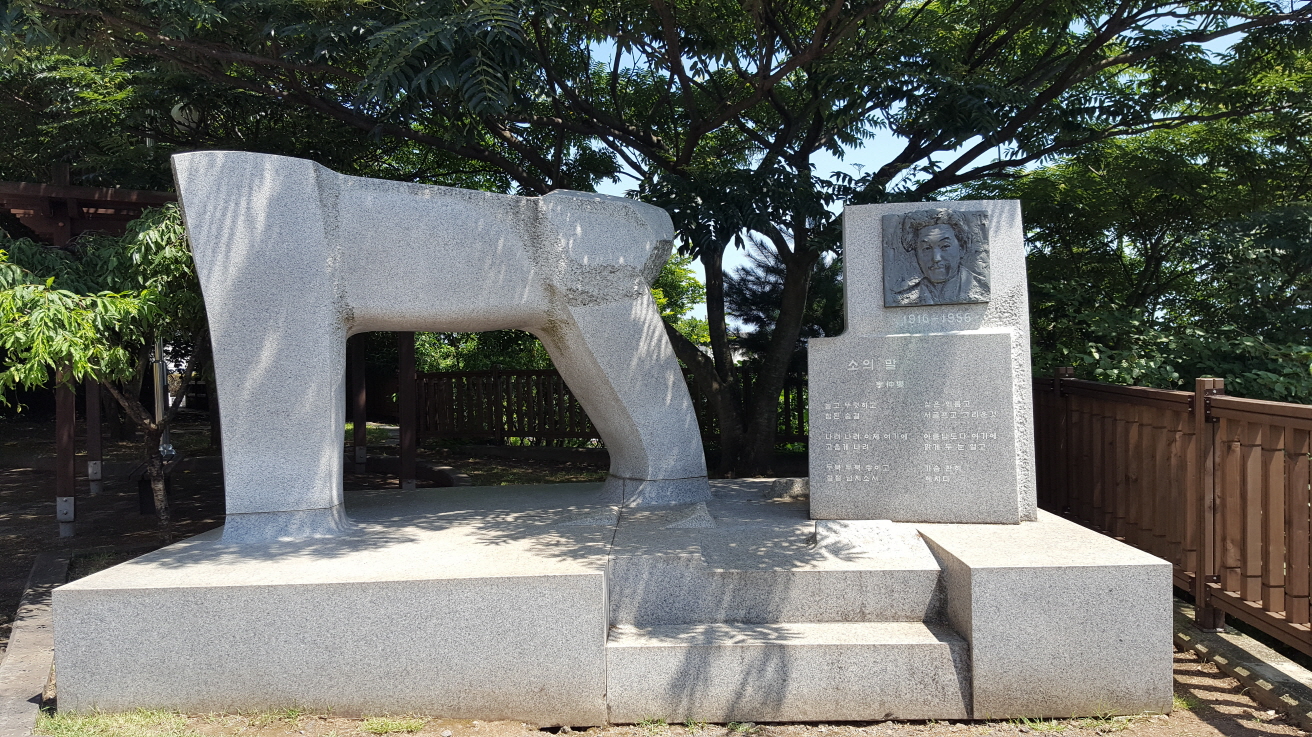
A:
[[810, 200, 1036, 523], [810, 330, 1017, 522]]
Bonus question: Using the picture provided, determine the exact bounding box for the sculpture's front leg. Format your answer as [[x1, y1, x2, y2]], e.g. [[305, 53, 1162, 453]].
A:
[[536, 294, 710, 506]]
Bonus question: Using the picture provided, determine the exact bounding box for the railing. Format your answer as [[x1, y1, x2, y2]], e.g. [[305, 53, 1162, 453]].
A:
[[418, 369, 596, 442], [1035, 370, 1312, 655], [416, 368, 808, 445]]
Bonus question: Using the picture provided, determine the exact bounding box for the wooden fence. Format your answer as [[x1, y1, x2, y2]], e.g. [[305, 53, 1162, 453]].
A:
[[1035, 370, 1312, 655], [417, 368, 808, 445]]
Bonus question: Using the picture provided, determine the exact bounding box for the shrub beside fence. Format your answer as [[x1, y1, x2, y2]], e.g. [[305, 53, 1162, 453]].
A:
[[416, 367, 808, 446], [1035, 369, 1312, 655]]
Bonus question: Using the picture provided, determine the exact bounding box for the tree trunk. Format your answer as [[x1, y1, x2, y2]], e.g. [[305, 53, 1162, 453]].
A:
[[116, 348, 149, 440], [737, 249, 817, 476], [143, 426, 172, 534], [101, 385, 123, 441], [700, 247, 751, 476], [663, 321, 747, 479]]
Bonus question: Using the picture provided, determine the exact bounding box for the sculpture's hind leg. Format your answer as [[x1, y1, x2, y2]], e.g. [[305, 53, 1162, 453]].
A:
[[535, 294, 711, 506]]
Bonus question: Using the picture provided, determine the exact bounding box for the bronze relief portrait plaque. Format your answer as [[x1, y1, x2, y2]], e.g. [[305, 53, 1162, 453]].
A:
[[883, 209, 991, 307]]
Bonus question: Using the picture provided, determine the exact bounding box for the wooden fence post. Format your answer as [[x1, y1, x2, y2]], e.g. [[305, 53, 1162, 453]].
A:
[[1286, 427, 1311, 625], [1195, 377, 1225, 631], [1055, 367, 1074, 514], [397, 332, 416, 490], [493, 364, 505, 446], [1261, 424, 1287, 613], [350, 335, 368, 473]]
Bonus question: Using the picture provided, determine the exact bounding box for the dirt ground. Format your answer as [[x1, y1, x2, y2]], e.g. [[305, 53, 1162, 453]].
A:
[[31, 653, 1306, 737]]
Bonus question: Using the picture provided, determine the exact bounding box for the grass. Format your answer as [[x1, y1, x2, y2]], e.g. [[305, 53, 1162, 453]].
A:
[[726, 723, 755, 734], [636, 718, 667, 734], [35, 709, 197, 737], [1012, 717, 1070, 733], [1006, 713, 1149, 735], [683, 720, 707, 733], [362, 716, 427, 734], [1173, 692, 1203, 712], [239, 708, 306, 728]]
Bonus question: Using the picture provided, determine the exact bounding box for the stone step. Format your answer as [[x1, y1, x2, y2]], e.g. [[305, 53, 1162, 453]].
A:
[[605, 621, 971, 723], [609, 513, 943, 626]]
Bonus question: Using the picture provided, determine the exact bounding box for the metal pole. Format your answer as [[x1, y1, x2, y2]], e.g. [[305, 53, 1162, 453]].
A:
[[154, 338, 172, 455], [397, 332, 417, 490], [55, 371, 75, 537], [85, 377, 102, 496], [1195, 377, 1226, 631]]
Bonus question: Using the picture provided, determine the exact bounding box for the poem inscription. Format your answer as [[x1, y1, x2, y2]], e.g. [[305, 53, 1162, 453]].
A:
[[808, 330, 1018, 522]]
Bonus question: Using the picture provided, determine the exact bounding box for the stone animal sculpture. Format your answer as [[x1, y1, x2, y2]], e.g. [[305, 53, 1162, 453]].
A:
[[173, 151, 710, 542]]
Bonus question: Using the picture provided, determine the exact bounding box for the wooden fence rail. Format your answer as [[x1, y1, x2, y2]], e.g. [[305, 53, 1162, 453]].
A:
[[1035, 371, 1312, 655], [417, 368, 808, 445]]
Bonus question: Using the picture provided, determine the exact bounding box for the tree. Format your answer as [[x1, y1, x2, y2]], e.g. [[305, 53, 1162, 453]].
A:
[[968, 119, 1312, 401], [725, 238, 843, 372], [7, 0, 1312, 473], [0, 205, 207, 531], [413, 330, 554, 372], [0, 50, 544, 191], [650, 253, 710, 348]]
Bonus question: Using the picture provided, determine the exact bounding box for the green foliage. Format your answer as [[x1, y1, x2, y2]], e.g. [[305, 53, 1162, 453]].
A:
[[651, 253, 710, 347], [8, 0, 1312, 469], [414, 330, 553, 372], [0, 249, 152, 394], [651, 254, 705, 322], [0, 53, 173, 189], [969, 122, 1312, 402], [724, 239, 844, 366], [0, 205, 202, 396]]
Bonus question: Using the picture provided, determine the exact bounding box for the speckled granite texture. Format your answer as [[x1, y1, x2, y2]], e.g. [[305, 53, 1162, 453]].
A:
[[809, 200, 1036, 523], [919, 510, 1174, 718], [172, 151, 708, 543], [606, 621, 971, 722], [54, 482, 1170, 722]]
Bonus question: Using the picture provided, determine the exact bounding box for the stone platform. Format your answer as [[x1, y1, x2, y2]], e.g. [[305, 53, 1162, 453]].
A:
[[54, 481, 1171, 723]]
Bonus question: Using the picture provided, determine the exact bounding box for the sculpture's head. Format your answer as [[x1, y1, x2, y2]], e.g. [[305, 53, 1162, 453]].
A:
[[902, 209, 968, 284]]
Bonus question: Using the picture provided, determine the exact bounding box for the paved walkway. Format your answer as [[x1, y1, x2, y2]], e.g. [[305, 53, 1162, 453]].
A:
[[0, 552, 67, 737]]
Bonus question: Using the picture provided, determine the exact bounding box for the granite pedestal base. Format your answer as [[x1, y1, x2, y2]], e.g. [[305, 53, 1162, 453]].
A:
[[54, 482, 1170, 723]]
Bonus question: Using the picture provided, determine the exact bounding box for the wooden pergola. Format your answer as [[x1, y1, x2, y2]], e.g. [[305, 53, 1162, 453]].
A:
[[1, 177, 178, 536], [0, 180, 176, 248]]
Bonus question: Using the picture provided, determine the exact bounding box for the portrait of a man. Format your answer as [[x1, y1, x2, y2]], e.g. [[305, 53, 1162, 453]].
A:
[[882, 208, 990, 307]]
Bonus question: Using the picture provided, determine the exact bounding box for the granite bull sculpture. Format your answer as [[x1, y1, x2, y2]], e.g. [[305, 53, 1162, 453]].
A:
[[173, 151, 710, 542]]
